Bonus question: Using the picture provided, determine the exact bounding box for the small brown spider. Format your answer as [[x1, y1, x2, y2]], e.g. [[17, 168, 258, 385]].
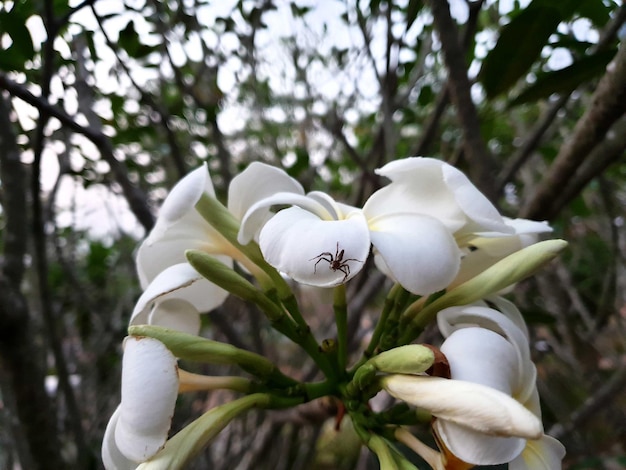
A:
[[309, 242, 362, 282]]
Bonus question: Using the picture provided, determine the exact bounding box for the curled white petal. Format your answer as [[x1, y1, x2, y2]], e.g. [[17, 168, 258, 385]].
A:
[[383, 375, 543, 440], [369, 213, 461, 295], [435, 419, 526, 465], [102, 406, 139, 470], [227, 162, 303, 220], [238, 192, 334, 244], [455, 217, 553, 286], [509, 435, 566, 470], [437, 307, 536, 401], [372, 157, 509, 234], [258, 207, 370, 286], [136, 165, 231, 289], [148, 299, 202, 336], [156, 165, 214, 227], [116, 337, 179, 462], [131, 263, 229, 327], [440, 327, 521, 395], [441, 163, 510, 234]]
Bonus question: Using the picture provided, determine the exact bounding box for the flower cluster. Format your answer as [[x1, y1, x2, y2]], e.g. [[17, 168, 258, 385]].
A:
[[102, 158, 566, 470]]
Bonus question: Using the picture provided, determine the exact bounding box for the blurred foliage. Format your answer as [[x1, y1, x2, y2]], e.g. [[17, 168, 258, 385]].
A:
[[0, 0, 625, 468]]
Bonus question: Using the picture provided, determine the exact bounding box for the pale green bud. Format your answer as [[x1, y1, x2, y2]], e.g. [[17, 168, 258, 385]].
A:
[[369, 345, 435, 375], [137, 394, 271, 470], [185, 249, 283, 321], [350, 345, 435, 394], [402, 239, 567, 337], [128, 325, 297, 387]]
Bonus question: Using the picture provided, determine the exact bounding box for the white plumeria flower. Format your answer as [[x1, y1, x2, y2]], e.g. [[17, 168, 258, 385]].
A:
[[382, 302, 564, 469], [369, 157, 512, 239], [240, 157, 517, 295], [102, 336, 179, 469], [434, 304, 565, 468], [133, 162, 303, 332], [134, 165, 233, 332], [453, 218, 553, 286]]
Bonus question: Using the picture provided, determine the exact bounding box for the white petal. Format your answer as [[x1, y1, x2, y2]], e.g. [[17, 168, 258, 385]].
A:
[[148, 299, 202, 336], [440, 328, 519, 395], [383, 375, 543, 439], [238, 192, 334, 244], [131, 263, 229, 326], [369, 213, 461, 295], [509, 435, 565, 470], [435, 419, 526, 465], [116, 337, 179, 462], [102, 406, 139, 470], [437, 307, 536, 400], [441, 163, 510, 234], [487, 296, 529, 339], [368, 163, 468, 233], [372, 157, 509, 234], [259, 207, 370, 286], [147, 165, 214, 244], [136, 211, 229, 289], [227, 162, 303, 219], [307, 191, 346, 219]]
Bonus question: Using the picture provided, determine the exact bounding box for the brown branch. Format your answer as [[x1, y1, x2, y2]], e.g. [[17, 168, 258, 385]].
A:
[[521, 44, 626, 220], [412, 0, 485, 158], [427, 0, 497, 202], [497, 4, 626, 192], [496, 94, 569, 192], [0, 72, 155, 231], [548, 116, 626, 218], [0, 95, 65, 470], [549, 362, 626, 440], [89, 4, 187, 179]]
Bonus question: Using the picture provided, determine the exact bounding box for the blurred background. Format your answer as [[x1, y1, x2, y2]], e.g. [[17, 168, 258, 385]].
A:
[[0, 0, 625, 468]]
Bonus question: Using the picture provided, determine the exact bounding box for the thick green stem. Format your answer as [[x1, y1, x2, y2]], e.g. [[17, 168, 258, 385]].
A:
[[129, 325, 299, 387], [334, 284, 348, 374], [398, 240, 568, 344], [138, 393, 303, 470], [195, 193, 293, 297]]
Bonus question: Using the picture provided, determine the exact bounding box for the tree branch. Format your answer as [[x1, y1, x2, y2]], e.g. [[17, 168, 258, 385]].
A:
[[521, 44, 626, 220], [497, 4, 626, 193], [427, 0, 497, 202], [0, 94, 65, 470], [413, 0, 484, 158], [0, 72, 155, 231]]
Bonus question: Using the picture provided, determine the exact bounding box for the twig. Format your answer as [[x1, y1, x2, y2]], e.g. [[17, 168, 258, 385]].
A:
[[497, 4, 626, 193], [549, 362, 626, 440], [521, 44, 626, 220], [427, 0, 497, 202], [0, 73, 155, 231]]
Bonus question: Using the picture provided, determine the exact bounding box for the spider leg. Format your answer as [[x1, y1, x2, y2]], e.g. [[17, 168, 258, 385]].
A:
[[338, 264, 350, 282], [310, 253, 333, 274], [309, 252, 333, 261]]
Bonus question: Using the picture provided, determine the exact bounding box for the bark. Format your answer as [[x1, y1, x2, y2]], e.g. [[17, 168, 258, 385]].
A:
[[521, 44, 626, 220], [428, 0, 498, 202], [0, 95, 66, 470]]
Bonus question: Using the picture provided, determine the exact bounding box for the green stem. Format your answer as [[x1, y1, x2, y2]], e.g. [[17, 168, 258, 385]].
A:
[[129, 325, 299, 388], [334, 284, 348, 374], [139, 393, 303, 470], [302, 379, 337, 401], [195, 193, 294, 298], [350, 284, 410, 374]]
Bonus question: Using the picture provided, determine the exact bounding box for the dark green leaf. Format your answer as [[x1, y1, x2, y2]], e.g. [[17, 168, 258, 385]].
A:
[[479, 0, 584, 98], [404, 0, 423, 32], [0, 11, 35, 69], [508, 48, 616, 107], [575, 0, 611, 27]]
